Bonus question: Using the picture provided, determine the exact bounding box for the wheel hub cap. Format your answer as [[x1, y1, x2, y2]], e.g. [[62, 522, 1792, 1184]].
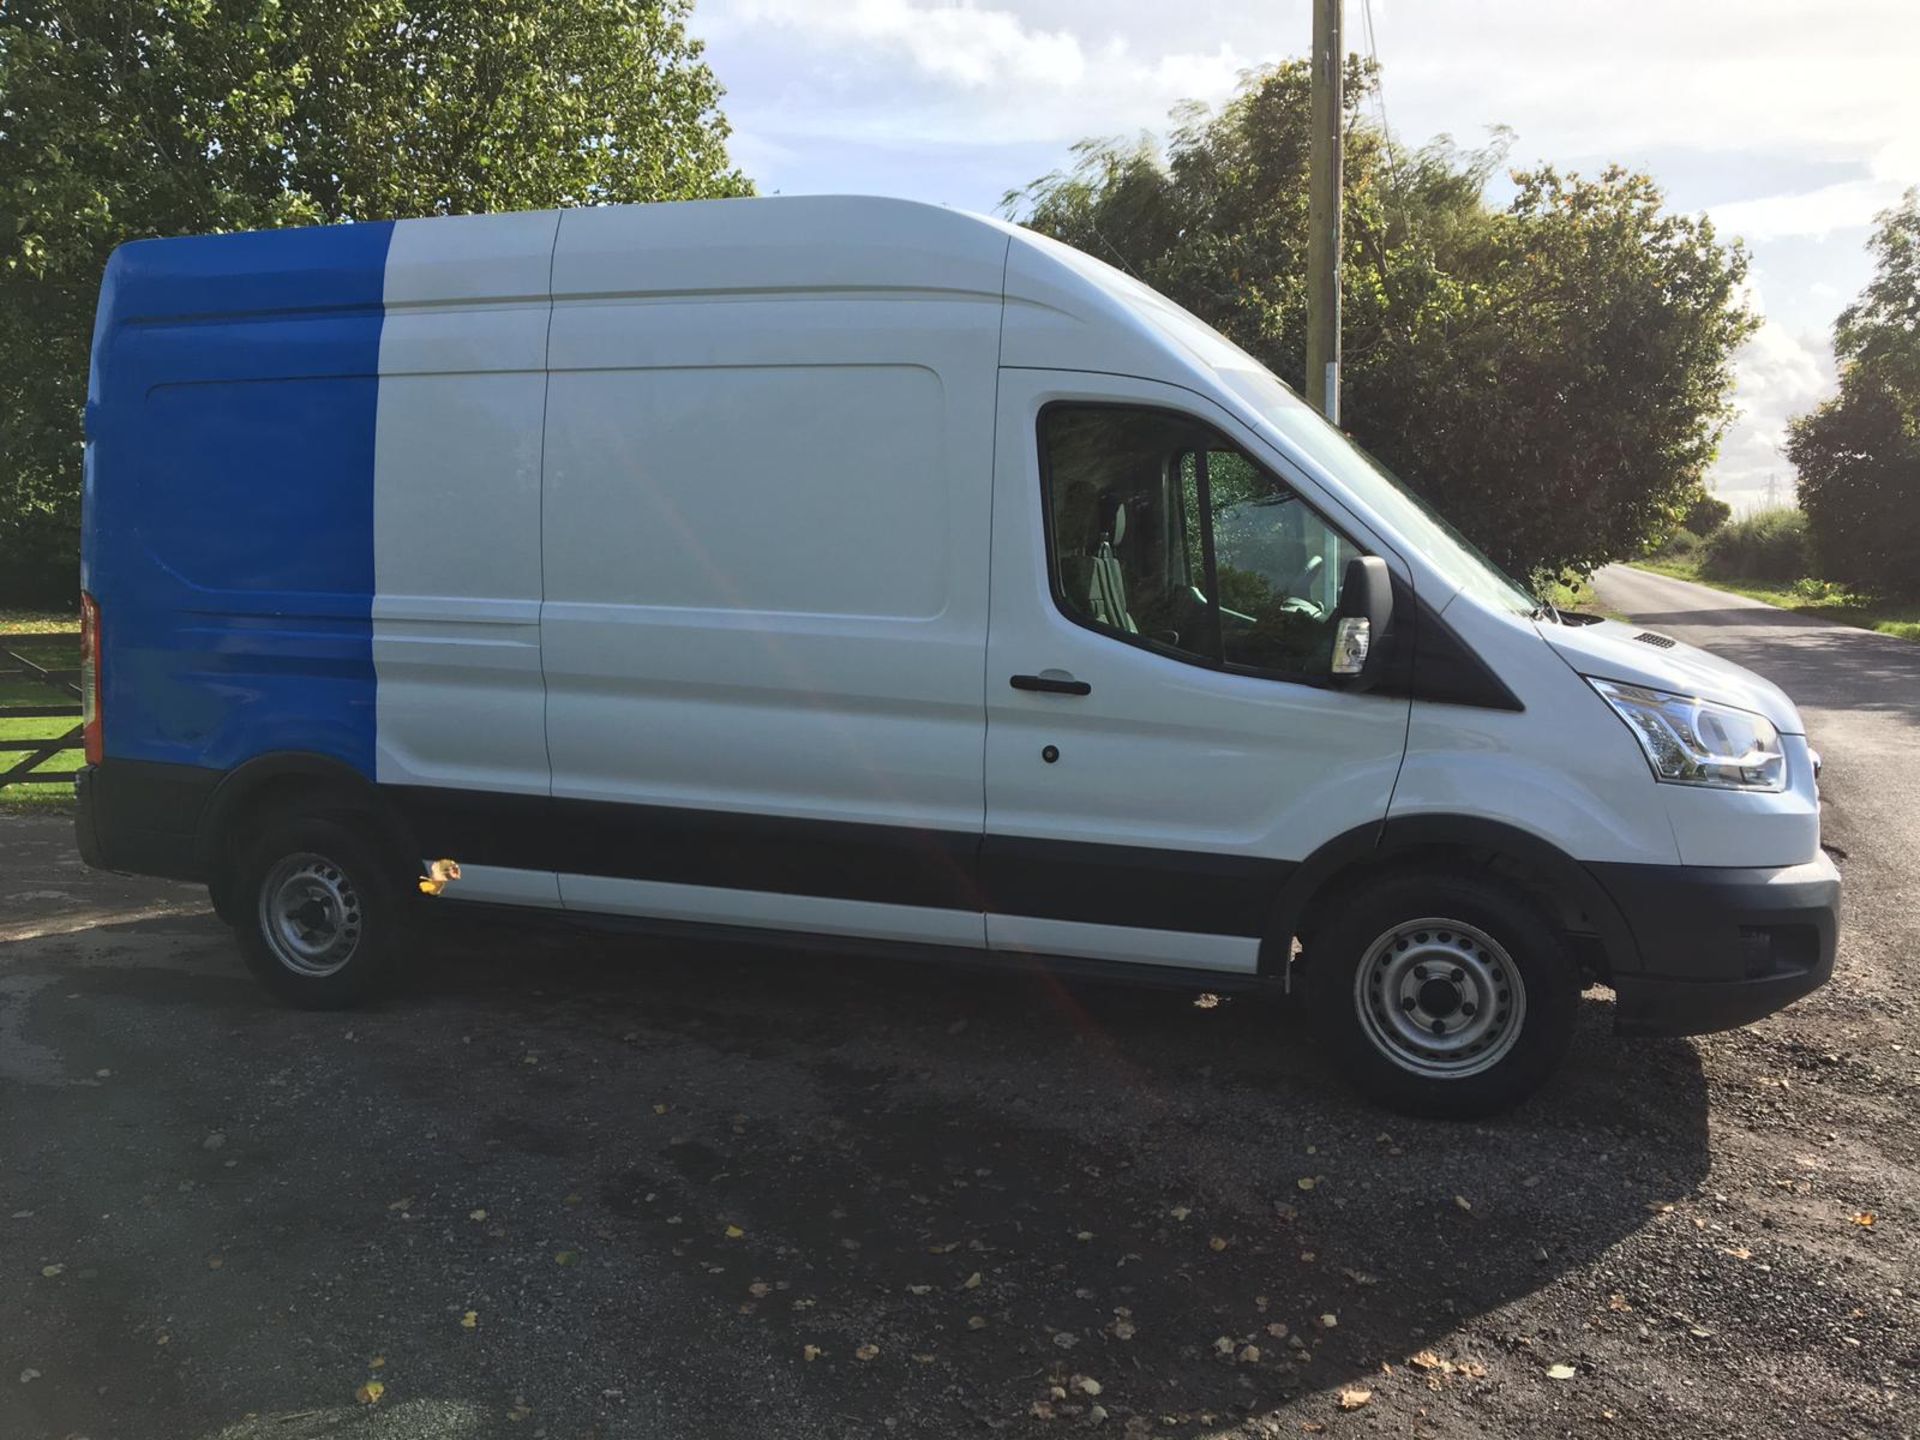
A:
[[259, 853, 363, 978], [1354, 917, 1526, 1078]]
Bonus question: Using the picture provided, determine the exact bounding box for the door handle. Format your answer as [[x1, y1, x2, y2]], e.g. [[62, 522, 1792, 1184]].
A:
[[1010, 671, 1092, 697]]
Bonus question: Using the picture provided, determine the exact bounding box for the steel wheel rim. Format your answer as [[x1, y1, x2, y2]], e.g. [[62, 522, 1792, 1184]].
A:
[[1353, 915, 1526, 1078], [258, 852, 363, 978]]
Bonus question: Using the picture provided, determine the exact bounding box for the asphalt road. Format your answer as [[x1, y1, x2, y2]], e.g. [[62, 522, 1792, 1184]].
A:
[[2, 569, 1915, 1439]]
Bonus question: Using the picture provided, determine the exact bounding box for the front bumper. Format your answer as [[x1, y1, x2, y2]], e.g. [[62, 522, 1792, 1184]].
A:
[[1590, 851, 1840, 1036]]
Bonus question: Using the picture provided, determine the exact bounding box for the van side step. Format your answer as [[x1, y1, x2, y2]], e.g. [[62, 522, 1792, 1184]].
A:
[[429, 900, 1284, 997]]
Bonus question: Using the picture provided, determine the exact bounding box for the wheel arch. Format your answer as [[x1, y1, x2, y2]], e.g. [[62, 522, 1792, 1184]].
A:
[[196, 753, 418, 912], [1260, 815, 1641, 984]]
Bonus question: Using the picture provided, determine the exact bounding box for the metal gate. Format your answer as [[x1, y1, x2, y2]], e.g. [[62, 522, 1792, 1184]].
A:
[[0, 641, 82, 791]]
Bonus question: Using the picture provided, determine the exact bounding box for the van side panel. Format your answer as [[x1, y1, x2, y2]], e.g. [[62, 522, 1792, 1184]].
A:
[[86, 224, 395, 775], [372, 212, 557, 805], [537, 202, 1009, 940]]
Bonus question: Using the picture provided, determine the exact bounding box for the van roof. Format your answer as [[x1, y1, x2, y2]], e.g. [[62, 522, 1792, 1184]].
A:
[[98, 195, 1257, 384]]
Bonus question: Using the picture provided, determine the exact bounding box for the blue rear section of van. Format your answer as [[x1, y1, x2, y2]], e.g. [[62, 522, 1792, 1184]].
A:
[[84, 222, 395, 778]]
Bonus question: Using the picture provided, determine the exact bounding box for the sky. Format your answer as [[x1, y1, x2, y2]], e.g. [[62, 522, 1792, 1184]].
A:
[[689, 0, 1920, 511]]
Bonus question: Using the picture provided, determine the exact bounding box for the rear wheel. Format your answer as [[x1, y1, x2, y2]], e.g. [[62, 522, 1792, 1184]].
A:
[[1305, 872, 1577, 1118], [232, 816, 404, 1008]]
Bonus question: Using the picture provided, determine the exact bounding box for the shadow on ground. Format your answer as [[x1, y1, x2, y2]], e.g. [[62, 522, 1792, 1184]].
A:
[[5, 894, 1710, 1437]]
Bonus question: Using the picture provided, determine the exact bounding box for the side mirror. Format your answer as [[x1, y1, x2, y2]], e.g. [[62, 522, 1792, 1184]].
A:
[[1330, 555, 1393, 691]]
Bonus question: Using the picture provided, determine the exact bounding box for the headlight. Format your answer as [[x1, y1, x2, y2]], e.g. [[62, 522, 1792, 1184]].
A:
[[1587, 678, 1786, 792]]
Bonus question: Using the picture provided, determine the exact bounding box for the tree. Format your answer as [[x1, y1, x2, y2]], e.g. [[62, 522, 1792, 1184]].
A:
[[0, 0, 751, 605], [1682, 491, 1732, 536], [1005, 62, 1758, 581], [1786, 191, 1920, 598]]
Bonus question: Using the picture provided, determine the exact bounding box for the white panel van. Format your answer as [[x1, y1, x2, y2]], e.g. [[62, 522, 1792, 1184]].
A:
[[77, 196, 1838, 1115]]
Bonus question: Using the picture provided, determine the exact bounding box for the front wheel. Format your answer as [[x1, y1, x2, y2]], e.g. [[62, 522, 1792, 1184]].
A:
[[1304, 872, 1578, 1118], [232, 816, 405, 1008]]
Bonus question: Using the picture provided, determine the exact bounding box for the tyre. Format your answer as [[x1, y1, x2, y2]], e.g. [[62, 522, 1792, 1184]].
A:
[[231, 816, 405, 1009], [1304, 871, 1578, 1118]]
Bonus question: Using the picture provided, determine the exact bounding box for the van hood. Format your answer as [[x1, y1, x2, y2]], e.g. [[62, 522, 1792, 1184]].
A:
[[1538, 617, 1806, 736]]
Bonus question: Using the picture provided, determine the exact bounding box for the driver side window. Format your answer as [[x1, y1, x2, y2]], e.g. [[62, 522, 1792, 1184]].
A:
[[1042, 404, 1362, 681]]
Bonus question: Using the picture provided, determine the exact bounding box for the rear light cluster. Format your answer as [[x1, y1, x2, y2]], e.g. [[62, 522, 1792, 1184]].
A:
[[80, 590, 102, 765]]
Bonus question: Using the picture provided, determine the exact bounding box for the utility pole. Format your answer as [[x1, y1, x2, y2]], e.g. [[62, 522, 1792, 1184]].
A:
[[1306, 0, 1343, 424]]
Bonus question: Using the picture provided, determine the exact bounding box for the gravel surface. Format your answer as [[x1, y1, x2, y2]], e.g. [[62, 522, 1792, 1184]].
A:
[[2, 566, 1915, 1438]]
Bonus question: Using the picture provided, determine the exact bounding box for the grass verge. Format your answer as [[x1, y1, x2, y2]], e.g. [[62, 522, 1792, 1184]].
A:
[[0, 620, 81, 814], [1542, 572, 1630, 623], [1633, 558, 1920, 642]]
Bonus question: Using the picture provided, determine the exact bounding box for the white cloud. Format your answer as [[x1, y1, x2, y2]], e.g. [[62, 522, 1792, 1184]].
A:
[[1714, 313, 1835, 509], [1709, 180, 1903, 242], [709, 0, 1262, 145]]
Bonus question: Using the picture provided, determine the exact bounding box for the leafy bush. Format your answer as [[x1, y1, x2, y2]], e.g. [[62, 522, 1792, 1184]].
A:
[[1698, 508, 1809, 584], [1790, 576, 1857, 604], [1656, 527, 1701, 558], [1788, 194, 1920, 600], [1682, 493, 1732, 536]]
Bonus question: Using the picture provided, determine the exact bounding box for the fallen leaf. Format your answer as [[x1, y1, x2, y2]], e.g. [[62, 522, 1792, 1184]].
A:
[[1721, 1246, 1752, 1261], [369, 1356, 385, 1369], [1075, 1376, 1103, 1396], [1267, 1323, 1290, 1340], [652, 1103, 668, 1115], [460, 1310, 478, 1330], [855, 1343, 879, 1362], [1459, 1360, 1488, 1379], [19, 1369, 41, 1384], [963, 1271, 982, 1290], [1546, 1363, 1577, 1381], [1169, 1206, 1191, 1221], [1337, 1388, 1372, 1411], [1409, 1350, 1444, 1370], [563, 1193, 582, 1207], [388, 1196, 413, 1212], [1111, 1319, 1136, 1340], [1606, 1294, 1632, 1313], [966, 1315, 987, 1330], [555, 1250, 579, 1266], [1454, 1195, 1472, 1213], [749, 1282, 772, 1298], [356, 1380, 386, 1406], [468, 1209, 488, 1222], [1853, 1212, 1876, 1228], [802, 1344, 823, 1361], [724, 1224, 744, 1239], [1238, 1344, 1260, 1364], [1319, 1313, 1338, 1329], [1213, 1337, 1235, 1356], [1076, 1230, 1094, 1242], [1208, 1236, 1228, 1252], [39, 1264, 63, 1279], [1296, 1177, 1317, 1192], [206, 1256, 223, 1270]]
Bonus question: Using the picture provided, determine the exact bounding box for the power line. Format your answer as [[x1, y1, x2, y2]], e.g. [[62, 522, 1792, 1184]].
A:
[[1360, 0, 1403, 199]]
